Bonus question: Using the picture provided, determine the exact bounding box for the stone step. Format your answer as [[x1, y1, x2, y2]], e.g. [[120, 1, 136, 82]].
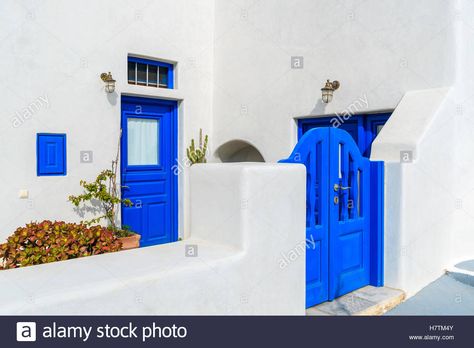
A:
[[455, 259, 474, 272], [446, 260, 474, 287], [306, 286, 406, 316]]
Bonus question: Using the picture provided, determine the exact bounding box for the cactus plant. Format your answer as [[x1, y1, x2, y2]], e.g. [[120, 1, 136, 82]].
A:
[[187, 129, 208, 164]]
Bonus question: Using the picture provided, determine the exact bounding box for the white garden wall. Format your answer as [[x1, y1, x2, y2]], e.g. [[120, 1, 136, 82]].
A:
[[0, 163, 306, 315], [0, 0, 215, 241]]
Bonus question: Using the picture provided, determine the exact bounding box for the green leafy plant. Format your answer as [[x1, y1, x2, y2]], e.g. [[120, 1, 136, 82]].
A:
[[114, 225, 134, 238], [0, 220, 122, 269], [186, 128, 208, 164], [68, 137, 132, 230]]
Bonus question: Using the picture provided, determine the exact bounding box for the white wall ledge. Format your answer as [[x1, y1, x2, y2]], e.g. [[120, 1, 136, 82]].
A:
[[370, 87, 455, 297], [0, 163, 306, 315], [0, 239, 242, 314], [371, 87, 451, 163]]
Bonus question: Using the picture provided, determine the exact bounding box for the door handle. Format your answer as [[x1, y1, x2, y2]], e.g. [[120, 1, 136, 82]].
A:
[[333, 184, 351, 192]]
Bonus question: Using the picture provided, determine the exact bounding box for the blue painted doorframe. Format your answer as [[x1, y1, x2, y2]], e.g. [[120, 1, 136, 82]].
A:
[[280, 127, 384, 308], [121, 96, 178, 247], [299, 113, 391, 157]]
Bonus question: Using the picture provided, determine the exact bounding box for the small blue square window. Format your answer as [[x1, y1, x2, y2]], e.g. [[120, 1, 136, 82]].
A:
[[37, 133, 67, 176]]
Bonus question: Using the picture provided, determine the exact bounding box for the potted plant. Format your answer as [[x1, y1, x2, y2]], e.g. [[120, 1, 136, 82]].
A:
[[68, 142, 140, 250], [113, 225, 140, 250]]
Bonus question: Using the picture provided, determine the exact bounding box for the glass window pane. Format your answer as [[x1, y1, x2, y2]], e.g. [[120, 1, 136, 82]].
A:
[[137, 63, 147, 85], [376, 124, 384, 135], [159, 66, 169, 87], [148, 65, 158, 87], [128, 61, 136, 84], [127, 118, 159, 165]]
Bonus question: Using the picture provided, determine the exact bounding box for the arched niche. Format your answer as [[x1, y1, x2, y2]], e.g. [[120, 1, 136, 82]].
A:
[[215, 140, 265, 163]]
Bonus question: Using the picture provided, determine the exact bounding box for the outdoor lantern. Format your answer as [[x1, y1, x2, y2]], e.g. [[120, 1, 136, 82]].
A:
[[100, 72, 116, 93], [321, 79, 340, 103]]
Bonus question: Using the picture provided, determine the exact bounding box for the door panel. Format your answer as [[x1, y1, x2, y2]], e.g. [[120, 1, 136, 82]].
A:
[[121, 96, 177, 247]]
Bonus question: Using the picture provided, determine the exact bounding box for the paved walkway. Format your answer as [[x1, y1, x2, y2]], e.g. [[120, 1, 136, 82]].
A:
[[386, 275, 474, 315]]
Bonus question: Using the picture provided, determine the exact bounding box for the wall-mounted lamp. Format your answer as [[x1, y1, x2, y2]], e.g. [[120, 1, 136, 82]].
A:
[[100, 72, 116, 93], [321, 79, 340, 103]]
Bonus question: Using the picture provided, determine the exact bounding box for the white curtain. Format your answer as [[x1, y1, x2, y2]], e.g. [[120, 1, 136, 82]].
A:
[[127, 118, 159, 165]]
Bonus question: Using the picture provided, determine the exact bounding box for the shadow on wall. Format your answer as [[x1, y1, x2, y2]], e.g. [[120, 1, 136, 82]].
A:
[[310, 98, 327, 116], [215, 140, 265, 163]]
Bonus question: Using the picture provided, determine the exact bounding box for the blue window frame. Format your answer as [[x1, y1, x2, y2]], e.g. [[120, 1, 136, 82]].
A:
[[36, 133, 66, 176], [127, 56, 174, 89], [298, 112, 391, 157]]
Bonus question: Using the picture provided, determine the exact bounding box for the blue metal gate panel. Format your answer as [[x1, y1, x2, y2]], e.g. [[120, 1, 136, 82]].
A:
[[280, 127, 384, 308], [280, 128, 330, 307], [328, 128, 370, 300]]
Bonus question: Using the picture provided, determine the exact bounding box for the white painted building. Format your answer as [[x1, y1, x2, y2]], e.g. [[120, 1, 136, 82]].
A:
[[0, 0, 473, 314]]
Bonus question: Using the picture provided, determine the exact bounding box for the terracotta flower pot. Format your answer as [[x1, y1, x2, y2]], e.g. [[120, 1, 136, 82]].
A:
[[118, 233, 141, 250]]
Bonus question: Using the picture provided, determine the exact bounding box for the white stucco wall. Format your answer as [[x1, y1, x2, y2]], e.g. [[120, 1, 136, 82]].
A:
[[371, 87, 456, 296], [450, 0, 474, 265], [368, 0, 474, 296], [370, 0, 474, 296], [0, 163, 306, 315], [211, 0, 455, 162], [0, 0, 215, 241]]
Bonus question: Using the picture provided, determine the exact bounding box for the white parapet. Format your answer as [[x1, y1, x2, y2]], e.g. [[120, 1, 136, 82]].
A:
[[371, 87, 455, 298], [0, 163, 306, 315]]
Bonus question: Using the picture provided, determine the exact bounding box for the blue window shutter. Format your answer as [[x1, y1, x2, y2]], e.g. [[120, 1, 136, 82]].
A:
[[37, 134, 66, 176]]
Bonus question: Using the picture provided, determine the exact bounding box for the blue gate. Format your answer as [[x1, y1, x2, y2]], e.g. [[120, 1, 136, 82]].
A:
[[280, 128, 384, 308]]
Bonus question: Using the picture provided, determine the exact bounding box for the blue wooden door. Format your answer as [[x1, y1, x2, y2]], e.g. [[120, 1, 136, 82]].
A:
[[280, 127, 383, 308], [121, 96, 178, 247]]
